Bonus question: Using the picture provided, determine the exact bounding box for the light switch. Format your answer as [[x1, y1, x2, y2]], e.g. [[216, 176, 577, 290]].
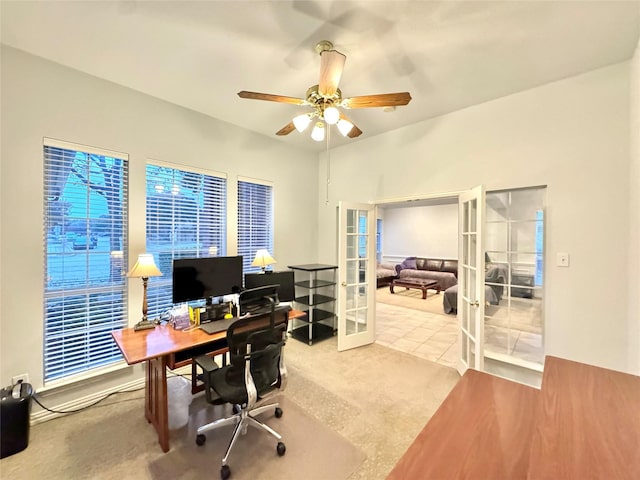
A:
[[557, 252, 570, 267]]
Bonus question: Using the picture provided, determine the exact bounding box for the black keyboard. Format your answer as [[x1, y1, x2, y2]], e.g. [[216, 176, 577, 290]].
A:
[[199, 317, 238, 335]]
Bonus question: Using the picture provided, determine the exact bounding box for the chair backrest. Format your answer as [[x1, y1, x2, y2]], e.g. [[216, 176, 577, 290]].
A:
[[224, 305, 290, 398]]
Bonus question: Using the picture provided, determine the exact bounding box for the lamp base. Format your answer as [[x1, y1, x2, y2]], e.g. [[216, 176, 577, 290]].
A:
[[134, 319, 156, 332]]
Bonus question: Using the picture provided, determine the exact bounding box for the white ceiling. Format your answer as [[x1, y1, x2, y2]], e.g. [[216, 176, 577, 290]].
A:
[[2, 1, 639, 152]]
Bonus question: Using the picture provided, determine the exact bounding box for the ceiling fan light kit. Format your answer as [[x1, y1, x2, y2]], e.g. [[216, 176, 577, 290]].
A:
[[237, 40, 411, 141], [337, 118, 354, 137], [293, 113, 312, 132], [311, 122, 325, 142], [323, 106, 340, 125]]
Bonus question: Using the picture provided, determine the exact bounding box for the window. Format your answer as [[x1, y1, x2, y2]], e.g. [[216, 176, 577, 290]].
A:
[[146, 162, 226, 316], [535, 210, 544, 286], [43, 139, 128, 382], [376, 218, 383, 263], [238, 178, 273, 274], [358, 214, 367, 257]]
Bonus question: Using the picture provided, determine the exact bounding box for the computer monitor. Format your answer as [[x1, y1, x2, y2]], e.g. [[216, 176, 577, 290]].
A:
[[172, 256, 243, 304], [238, 285, 279, 316], [244, 271, 295, 302]]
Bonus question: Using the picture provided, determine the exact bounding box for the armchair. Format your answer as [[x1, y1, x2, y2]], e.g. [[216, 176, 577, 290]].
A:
[[194, 305, 290, 480]]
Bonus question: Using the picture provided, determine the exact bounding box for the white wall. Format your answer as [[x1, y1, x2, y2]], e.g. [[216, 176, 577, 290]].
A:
[[381, 203, 458, 261], [0, 47, 319, 404], [318, 62, 635, 373], [629, 39, 640, 374]]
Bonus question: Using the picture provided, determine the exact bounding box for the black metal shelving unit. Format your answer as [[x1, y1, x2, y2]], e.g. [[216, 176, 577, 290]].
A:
[[287, 264, 337, 345]]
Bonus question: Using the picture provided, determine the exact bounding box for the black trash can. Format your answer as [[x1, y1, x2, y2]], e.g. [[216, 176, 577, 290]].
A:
[[1, 382, 33, 458]]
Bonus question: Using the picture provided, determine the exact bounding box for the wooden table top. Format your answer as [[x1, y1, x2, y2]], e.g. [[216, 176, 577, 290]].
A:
[[528, 356, 640, 479], [386, 356, 640, 480], [386, 368, 539, 480], [112, 308, 305, 365], [392, 278, 439, 287]]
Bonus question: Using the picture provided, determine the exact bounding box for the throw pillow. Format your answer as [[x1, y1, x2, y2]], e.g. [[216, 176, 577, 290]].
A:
[[401, 257, 417, 269]]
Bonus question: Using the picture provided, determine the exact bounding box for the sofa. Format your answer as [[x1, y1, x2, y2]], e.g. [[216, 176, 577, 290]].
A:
[[395, 257, 458, 292], [376, 262, 398, 288]]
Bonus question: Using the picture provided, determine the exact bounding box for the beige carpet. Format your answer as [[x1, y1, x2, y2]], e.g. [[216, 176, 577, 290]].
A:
[[376, 286, 446, 315], [283, 337, 459, 479], [0, 338, 460, 480], [149, 396, 365, 480], [0, 390, 364, 480]]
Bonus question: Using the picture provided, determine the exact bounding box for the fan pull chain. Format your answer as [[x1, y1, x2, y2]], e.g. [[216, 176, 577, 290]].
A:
[[325, 125, 331, 204]]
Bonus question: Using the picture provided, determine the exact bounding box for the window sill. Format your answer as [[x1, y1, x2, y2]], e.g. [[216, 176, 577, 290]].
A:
[[38, 360, 135, 395]]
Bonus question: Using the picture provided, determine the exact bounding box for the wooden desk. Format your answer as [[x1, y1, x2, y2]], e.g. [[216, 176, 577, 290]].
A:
[[112, 309, 305, 453], [528, 356, 640, 479], [386, 369, 539, 480]]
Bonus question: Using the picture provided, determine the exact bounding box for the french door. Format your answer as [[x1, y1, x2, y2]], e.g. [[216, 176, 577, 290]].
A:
[[457, 186, 486, 374], [337, 202, 376, 351]]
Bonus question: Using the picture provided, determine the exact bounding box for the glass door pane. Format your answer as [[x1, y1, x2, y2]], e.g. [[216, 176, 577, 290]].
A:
[[484, 187, 545, 368]]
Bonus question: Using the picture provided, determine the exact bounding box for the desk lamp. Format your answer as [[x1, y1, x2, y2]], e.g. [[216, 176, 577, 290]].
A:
[[251, 249, 276, 273], [127, 253, 163, 331]]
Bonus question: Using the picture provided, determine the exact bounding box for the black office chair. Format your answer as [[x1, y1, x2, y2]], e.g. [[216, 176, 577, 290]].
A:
[[194, 305, 290, 480]]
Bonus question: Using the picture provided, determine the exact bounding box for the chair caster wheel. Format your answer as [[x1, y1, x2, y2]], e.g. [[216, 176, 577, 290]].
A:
[[277, 441, 286, 456], [196, 434, 206, 446], [275, 407, 283, 418], [220, 464, 231, 480]]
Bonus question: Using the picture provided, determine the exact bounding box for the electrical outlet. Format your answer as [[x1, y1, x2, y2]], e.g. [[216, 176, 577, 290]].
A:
[[11, 373, 29, 386]]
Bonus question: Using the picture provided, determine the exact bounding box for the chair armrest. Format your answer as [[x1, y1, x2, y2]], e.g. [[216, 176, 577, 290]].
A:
[[194, 354, 221, 404], [195, 354, 220, 373]]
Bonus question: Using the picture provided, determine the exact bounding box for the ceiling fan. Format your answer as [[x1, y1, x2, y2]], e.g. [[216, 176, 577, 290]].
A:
[[237, 40, 412, 141]]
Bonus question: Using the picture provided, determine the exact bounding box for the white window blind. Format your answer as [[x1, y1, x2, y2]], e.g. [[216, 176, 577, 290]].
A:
[[43, 139, 128, 382], [146, 162, 226, 317], [238, 178, 273, 273]]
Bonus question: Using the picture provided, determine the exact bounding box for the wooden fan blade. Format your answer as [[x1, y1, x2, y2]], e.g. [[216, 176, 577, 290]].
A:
[[339, 113, 363, 138], [238, 91, 306, 105], [341, 92, 412, 109], [347, 124, 363, 138], [276, 122, 296, 136], [318, 50, 346, 97]]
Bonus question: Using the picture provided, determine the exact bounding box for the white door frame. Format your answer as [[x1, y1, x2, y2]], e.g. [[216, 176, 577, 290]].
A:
[[374, 189, 487, 372]]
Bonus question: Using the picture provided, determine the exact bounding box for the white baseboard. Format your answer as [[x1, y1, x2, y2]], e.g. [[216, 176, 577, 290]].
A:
[[30, 377, 146, 425]]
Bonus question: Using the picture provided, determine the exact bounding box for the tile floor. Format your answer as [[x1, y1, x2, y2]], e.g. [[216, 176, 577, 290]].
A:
[[375, 302, 458, 368], [485, 325, 544, 365], [376, 299, 544, 368]]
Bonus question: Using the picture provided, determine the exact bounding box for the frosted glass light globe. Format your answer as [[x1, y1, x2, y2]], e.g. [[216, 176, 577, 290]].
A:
[[311, 122, 325, 142], [323, 106, 340, 125]]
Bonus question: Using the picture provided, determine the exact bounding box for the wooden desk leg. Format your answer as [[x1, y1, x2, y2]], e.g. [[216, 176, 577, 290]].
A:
[[144, 356, 170, 452]]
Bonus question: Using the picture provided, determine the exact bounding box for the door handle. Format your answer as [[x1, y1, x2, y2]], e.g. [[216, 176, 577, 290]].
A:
[[341, 282, 347, 287], [470, 300, 480, 307]]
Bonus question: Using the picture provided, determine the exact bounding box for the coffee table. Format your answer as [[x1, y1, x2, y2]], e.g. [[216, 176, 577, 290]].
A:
[[390, 279, 439, 299]]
